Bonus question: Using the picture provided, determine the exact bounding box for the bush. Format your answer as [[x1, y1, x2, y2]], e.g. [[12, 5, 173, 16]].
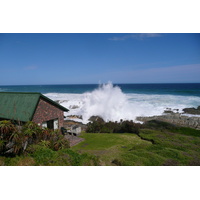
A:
[[143, 120, 178, 130], [0, 120, 70, 157], [86, 119, 141, 134], [0, 120, 17, 140]]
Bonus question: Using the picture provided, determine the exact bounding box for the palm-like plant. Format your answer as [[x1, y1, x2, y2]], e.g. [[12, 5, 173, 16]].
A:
[[40, 140, 50, 148], [39, 128, 51, 141], [0, 120, 17, 139], [22, 121, 41, 142], [49, 131, 69, 151], [0, 140, 4, 152]]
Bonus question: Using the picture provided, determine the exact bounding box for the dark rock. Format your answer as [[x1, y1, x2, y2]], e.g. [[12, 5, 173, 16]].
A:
[[69, 105, 79, 109], [183, 106, 200, 115], [88, 116, 105, 123], [67, 115, 82, 119], [136, 112, 200, 130], [163, 110, 174, 114], [64, 120, 87, 131]]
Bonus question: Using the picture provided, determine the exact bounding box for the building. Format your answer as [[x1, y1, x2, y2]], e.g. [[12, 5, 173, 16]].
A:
[[0, 92, 69, 130]]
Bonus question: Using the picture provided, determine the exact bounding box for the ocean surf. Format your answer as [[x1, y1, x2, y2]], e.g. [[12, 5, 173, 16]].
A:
[[43, 83, 200, 123]]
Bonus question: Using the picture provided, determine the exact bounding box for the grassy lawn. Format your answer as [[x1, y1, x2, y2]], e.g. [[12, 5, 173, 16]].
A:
[[72, 132, 152, 165], [1, 120, 200, 166], [139, 127, 200, 166], [72, 127, 200, 166]]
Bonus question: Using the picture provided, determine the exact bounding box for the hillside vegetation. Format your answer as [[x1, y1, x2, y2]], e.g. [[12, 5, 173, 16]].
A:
[[1, 119, 200, 166], [73, 120, 200, 166], [0, 120, 99, 166]]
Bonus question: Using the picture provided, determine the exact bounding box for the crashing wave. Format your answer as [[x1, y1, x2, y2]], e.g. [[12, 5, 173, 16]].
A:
[[45, 82, 200, 124]]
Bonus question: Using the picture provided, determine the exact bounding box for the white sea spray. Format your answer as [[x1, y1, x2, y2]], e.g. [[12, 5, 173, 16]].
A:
[[79, 82, 134, 123], [45, 83, 200, 124]]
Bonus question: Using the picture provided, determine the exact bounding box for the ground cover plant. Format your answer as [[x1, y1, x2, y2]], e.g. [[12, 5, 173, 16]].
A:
[[0, 120, 99, 166], [72, 120, 200, 166], [1, 119, 200, 166], [72, 132, 152, 165], [0, 120, 70, 156]]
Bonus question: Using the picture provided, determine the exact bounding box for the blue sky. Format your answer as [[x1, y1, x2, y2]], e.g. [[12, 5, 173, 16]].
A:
[[0, 33, 199, 85]]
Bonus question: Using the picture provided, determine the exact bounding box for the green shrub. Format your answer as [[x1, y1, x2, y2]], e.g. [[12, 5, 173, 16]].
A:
[[143, 120, 178, 130], [0, 140, 4, 151], [86, 119, 141, 134], [0, 120, 70, 157], [0, 120, 17, 139]]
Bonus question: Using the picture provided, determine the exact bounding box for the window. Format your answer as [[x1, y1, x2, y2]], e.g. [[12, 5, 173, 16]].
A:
[[47, 120, 54, 129], [42, 119, 59, 130], [53, 119, 58, 129]]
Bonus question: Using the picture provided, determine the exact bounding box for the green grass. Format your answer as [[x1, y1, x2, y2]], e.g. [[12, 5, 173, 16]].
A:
[[71, 127, 200, 166], [138, 127, 200, 165], [72, 132, 152, 165], [1, 122, 200, 166], [0, 144, 100, 166]]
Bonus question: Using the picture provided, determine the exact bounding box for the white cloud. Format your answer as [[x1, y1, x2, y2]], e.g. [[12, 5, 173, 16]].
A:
[[108, 33, 162, 41]]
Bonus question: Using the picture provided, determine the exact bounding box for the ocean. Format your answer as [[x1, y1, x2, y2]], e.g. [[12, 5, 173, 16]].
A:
[[1, 83, 200, 123]]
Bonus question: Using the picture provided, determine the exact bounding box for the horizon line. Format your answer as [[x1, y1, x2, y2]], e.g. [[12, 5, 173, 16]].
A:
[[1, 82, 200, 87]]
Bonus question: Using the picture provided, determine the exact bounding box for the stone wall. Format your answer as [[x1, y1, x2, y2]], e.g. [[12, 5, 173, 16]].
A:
[[32, 98, 64, 128], [137, 113, 200, 130]]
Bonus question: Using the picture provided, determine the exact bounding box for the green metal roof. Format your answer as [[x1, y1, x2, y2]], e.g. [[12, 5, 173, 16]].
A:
[[0, 92, 69, 122]]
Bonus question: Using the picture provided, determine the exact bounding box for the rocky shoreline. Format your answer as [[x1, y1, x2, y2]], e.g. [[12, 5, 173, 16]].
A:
[[137, 106, 200, 130], [64, 106, 200, 130]]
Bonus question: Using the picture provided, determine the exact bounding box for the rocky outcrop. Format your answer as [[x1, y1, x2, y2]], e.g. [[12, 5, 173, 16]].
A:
[[137, 113, 200, 130], [63, 119, 87, 131], [183, 106, 200, 115], [88, 116, 105, 123], [67, 115, 82, 119]]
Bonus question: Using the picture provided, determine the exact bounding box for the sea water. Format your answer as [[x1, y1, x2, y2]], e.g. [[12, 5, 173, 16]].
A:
[[1, 83, 200, 123]]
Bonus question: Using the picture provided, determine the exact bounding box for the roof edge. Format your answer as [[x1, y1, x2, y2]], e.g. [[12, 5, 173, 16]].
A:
[[0, 92, 42, 95], [40, 94, 69, 112], [0, 92, 69, 112]]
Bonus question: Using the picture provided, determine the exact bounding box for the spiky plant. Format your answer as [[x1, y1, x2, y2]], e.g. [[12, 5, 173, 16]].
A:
[[0, 140, 4, 152], [7, 131, 27, 155], [50, 138, 70, 151], [23, 121, 39, 129], [49, 131, 70, 151], [0, 120, 17, 139], [40, 140, 50, 148], [40, 128, 51, 141], [22, 121, 42, 143]]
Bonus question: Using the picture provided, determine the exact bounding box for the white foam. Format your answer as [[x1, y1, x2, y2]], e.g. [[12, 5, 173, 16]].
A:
[[0, 88, 6, 92], [181, 113, 200, 118], [79, 83, 132, 123], [44, 83, 200, 124]]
